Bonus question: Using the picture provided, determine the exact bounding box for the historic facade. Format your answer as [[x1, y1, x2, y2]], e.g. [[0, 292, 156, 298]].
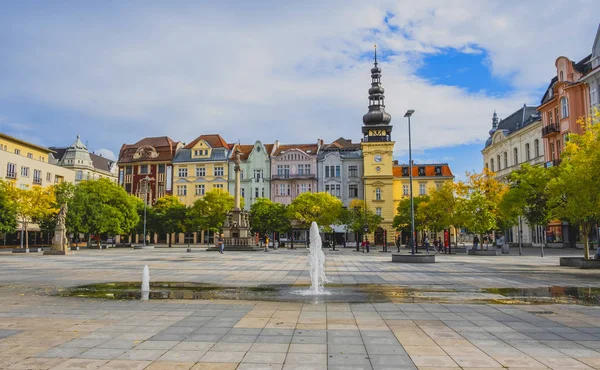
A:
[[50, 135, 118, 184], [117, 136, 182, 204], [482, 106, 545, 247], [361, 49, 395, 245], [227, 141, 273, 211], [582, 24, 600, 113], [172, 134, 230, 206], [317, 138, 363, 207], [270, 141, 320, 205]]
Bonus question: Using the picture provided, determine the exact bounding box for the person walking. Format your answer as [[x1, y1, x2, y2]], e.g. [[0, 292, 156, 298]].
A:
[[264, 234, 269, 252], [473, 235, 479, 250], [438, 237, 444, 254], [218, 233, 225, 254], [433, 237, 439, 253], [424, 236, 430, 253], [366, 239, 370, 253]]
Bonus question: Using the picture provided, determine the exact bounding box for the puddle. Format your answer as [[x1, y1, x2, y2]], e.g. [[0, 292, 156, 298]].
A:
[[58, 283, 600, 305]]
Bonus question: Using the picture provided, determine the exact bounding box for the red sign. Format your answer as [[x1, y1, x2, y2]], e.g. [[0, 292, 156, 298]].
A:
[[444, 229, 450, 247]]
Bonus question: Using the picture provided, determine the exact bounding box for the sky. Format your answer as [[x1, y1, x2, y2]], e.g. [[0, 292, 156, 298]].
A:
[[0, 1, 599, 179]]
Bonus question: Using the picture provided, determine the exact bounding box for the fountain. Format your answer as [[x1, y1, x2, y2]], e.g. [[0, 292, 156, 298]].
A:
[[307, 221, 329, 294]]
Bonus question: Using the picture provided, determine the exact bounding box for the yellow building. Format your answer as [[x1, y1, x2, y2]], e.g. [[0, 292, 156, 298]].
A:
[[360, 53, 396, 245], [172, 134, 231, 206], [0, 132, 74, 189]]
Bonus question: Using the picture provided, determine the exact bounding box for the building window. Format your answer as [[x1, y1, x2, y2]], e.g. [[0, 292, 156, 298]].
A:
[[262, 187, 265, 197], [279, 184, 286, 196], [550, 142, 555, 160], [561, 97, 569, 118], [403, 184, 409, 196], [375, 188, 381, 200], [559, 71, 564, 81], [14, 149, 20, 155], [6, 163, 16, 178], [254, 169, 263, 180], [27, 153, 33, 159], [419, 184, 426, 195], [335, 184, 340, 197], [194, 149, 201, 156], [525, 144, 530, 161], [503, 152, 508, 168], [158, 164, 165, 174], [178, 167, 188, 177], [563, 132, 569, 144], [300, 183, 307, 194], [177, 185, 187, 196], [125, 183, 132, 193], [196, 166, 205, 177], [548, 111, 553, 124], [33, 170, 42, 184], [325, 166, 329, 177], [349, 184, 358, 198], [46, 172, 51, 182], [276, 165, 289, 178], [298, 164, 311, 175], [513, 148, 518, 165], [139, 164, 148, 174], [557, 139, 561, 156], [21, 166, 30, 177], [375, 208, 382, 217], [214, 167, 224, 176], [335, 165, 340, 177], [435, 182, 442, 189], [126, 166, 133, 175], [490, 158, 495, 172], [241, 188, 245, 198], [534, 139, 540, 157], [214, 184, 224, 189], [20, 184, 28, 190], [255, 187, 259, 198], [195, 184, 205, 196], [348, 165, 358, 177], [497, 155, 501, 170]]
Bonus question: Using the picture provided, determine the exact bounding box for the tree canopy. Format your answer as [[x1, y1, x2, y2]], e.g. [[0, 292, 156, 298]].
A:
[[343, 199, 383, 235], [11, 185, 57, 249], [287, 192, 343, 232], [0, 180, 17, 235], [188, 189, 236, 236], [153, 195, 187, 247], [249, 198, 290, 236]]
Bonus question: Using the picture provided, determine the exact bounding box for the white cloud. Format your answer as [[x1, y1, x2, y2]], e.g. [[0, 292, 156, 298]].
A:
[[0, 0, 598, 163], [94, 149, 117, 161]]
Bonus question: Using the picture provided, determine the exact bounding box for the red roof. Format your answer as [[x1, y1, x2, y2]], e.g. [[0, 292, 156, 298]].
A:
[[393, 164, 454, 178], [117, 136, 180, 164], [184, 134, 228, 149]]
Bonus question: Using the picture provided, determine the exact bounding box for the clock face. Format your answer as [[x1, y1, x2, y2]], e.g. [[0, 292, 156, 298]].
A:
[[375, 166, 381, 172], [374, 155, 382, 163]]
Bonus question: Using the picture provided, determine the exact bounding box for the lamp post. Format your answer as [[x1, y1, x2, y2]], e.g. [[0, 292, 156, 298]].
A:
[[141, 176, 154, 246], [404, 109, 416, 255]]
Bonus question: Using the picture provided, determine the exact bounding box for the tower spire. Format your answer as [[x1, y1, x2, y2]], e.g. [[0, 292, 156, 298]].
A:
[[362, 45, 392, 141], [374, 44, 377, 65]]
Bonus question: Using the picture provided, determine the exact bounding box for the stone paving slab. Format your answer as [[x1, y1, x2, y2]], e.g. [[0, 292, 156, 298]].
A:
[[0, 248, 599, 369]]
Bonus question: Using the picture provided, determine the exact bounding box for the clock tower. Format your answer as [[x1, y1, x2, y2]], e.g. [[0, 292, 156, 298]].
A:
[[361, 46, 395, 246]]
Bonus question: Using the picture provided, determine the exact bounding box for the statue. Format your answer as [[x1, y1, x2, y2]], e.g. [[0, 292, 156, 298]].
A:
[[45, 203, 70, 255]]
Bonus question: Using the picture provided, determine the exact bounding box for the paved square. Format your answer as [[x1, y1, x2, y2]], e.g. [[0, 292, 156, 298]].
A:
[[0, 247, 599, 369]]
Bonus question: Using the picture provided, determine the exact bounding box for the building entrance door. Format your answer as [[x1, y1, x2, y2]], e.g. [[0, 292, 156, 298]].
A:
[[374, 227, 384, 246]]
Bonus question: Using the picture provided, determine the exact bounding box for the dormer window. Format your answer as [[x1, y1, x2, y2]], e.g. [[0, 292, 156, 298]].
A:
[[418, 166, 425, 176]]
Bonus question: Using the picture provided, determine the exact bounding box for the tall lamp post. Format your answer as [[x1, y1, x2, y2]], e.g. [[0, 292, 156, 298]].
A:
[[404, 109, 416, 255], [141, 176, 154, 246]]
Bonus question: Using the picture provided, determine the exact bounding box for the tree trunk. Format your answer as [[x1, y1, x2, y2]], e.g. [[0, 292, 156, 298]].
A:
[[97, 234, 101, 247], [583, 223, 590, 260], [25, 224, 29, 249], [168, 233, 172, 248]]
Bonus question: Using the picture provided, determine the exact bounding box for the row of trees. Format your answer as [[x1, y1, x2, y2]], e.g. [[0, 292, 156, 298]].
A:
[[393, 109, 600, 259]]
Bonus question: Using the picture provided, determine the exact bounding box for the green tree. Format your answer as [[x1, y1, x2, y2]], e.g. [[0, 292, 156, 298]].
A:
[[249, 198, 290, 237], [153, 195, 187, 247], [0, 180, 17, 235], [287, 192, 343, 232], [548, 109, 600, 259], [417, 196, 450, 237], [11, 186, 57, 249], [37, 182, 77, 245], [426, 181, 465, 246], [392, 196, 429, 234], [346, 200, 383, 236], [70, 178, 139, 246], [189, 189, 236, 244], [500, 163, 552, 238]]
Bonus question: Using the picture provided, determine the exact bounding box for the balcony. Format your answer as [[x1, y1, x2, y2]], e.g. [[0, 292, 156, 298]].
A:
[[6, 172, 16, 179], [542, 123, 560, 137], [272, 173, 316, 180], [545, 159, 561, 168], [33, 178, 42, 185]]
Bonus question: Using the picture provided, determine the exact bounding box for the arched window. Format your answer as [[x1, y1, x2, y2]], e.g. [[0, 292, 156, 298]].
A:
[[525, 143, 530, 161], [534, 139, 540, 157], [561, 97, 569, 118], [513, 148, 518, 165], [559, 71, 564, 81], [490, 158, 495, 172], [497, 155, 501, 170], [504, 152, 508, 168], [375, 188, 381, 200]]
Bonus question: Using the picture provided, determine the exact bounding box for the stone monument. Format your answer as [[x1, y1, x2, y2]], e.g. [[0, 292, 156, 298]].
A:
[[44, 203, 72, 255], [211, 146, 260, 251]]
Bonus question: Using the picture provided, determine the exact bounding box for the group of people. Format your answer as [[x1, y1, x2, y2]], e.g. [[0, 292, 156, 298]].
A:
[[423, 236, 448, 254]]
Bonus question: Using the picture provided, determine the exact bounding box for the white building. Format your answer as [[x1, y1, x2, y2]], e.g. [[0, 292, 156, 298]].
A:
[[582, 24, 600, 113], [481, 105, 546, 247], [50, 135, 118, 183]]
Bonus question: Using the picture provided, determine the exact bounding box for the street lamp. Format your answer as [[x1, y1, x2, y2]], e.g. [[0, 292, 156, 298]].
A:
[[141, 176, 154, 246], [404, 109, 416, 255]]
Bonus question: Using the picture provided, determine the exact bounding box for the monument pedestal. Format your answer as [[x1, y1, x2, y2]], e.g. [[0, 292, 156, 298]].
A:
[[213, 207, 261, 251], [45, 224, 70, 256]]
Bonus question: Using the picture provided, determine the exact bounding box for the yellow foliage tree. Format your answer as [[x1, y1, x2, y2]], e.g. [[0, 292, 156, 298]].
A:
[[11, 186, 57, 250]]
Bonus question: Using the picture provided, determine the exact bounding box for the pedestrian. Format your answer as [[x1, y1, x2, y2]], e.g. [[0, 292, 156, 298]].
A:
[[218, 233, 225, 254], [473, 235, 479, 250], [366, 239, 370, 253], [342, 237, 346, 248], [264, 234, 269, 252], [433, 237, 439, 253], [361, 240, 366, 253], [424, 236, 430, 253], [396, 235, 401, 252], [438, 237, 444, 254]]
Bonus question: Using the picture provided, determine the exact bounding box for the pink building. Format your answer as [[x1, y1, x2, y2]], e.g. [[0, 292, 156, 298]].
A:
[[270, 140, 321, 205]]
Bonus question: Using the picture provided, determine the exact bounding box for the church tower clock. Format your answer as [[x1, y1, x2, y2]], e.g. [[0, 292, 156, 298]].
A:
[[361, 46, 395, 246]]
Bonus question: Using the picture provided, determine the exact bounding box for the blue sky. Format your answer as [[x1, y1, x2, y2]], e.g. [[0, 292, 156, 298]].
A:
[[0, 1, 599, 180]]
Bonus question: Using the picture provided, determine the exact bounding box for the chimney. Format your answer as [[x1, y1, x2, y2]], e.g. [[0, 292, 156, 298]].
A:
[[393, 160, 398, 165]]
